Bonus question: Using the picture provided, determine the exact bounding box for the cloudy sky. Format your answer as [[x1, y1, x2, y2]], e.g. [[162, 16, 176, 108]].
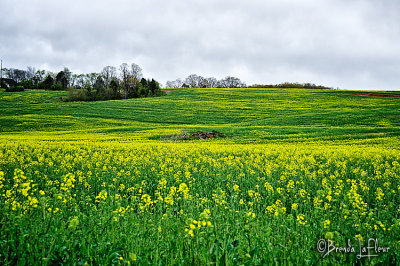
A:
[[1, 0, 399, 90]]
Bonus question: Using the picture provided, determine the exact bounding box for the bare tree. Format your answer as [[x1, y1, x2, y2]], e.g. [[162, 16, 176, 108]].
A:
[[197, 76, 208, 88], [184, 74, 204, 88], [175, 79, 184, 88], [63, 67, 72, 87], [6, 68, 27, 82], [101, 66, 117, 89], [70, 74, 78, 88], [130, 63, 142, 81], [75, 74, 87, 88], [119, 63, 130, 98], [15, 69, 28, 82], [86, 73, 99, 87], [205, 77, 218, 88], [34, 70, 46, 83], [4, 68, 12, 79], [219, 76, 246, 88], [184, 74, 196, 87], [166, 79, 184, 88], [26, 66, 36, 80], [165, 81, 174, 88]]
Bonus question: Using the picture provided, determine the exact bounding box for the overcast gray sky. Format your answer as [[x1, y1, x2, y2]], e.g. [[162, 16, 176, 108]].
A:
[[1, 0, 399, 90]]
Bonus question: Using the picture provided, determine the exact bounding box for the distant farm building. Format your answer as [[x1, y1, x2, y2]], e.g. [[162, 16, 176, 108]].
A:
[[1, 78, 17, 88]]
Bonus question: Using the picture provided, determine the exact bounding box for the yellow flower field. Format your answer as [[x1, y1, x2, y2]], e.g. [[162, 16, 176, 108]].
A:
[[1, 88, 400, 264], [1, 138, 399, 264]]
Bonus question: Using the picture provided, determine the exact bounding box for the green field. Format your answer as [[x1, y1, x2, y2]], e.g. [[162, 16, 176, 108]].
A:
[[1, 88, 400, 143], [1, 88, 400, 264]]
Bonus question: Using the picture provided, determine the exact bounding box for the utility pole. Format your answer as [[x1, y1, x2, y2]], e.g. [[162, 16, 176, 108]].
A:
[[0, 59, 2, 88]]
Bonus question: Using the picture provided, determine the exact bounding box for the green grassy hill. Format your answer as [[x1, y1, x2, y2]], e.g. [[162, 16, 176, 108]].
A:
[[1, 88, 400, 143], [1, 88, 400, 265]]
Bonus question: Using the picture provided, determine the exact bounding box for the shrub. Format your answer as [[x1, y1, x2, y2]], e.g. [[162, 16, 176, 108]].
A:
[[49, 84, 64, 91], [15, 80, 36, 90], [5, 85, 24, 92], [64, 88, 90, 102]]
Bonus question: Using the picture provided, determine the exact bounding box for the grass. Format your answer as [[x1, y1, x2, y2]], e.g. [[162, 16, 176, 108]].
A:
[[0, 88, 399, 265], [1, 88, 400, 143]]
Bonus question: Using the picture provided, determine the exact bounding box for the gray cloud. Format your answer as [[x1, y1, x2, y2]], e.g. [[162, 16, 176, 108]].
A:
[[1, 0, 399, 90]]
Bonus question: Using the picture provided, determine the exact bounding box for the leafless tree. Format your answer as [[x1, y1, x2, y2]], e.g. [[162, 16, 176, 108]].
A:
[[165, 81, 174, 88], [119, 63, 130, 98], [184, 74, 204, 88], [26, 66, 36, 80], [174, 79, 184, 88], [75, 74, 87, 88], [130, 63, 142, 81], [34, 70, 46, 83], [219, 76, 246, 88], [101, 66, 117, 89], [197, 76, 208, 88], [15, 69, 27, 82], [70, 74, 78, 88], [166, 79, 184, 88], [86, 73, 99, 87], [63, 67, 72, 87], [6, 68, 27, 82], [206, 77, 218, 88]]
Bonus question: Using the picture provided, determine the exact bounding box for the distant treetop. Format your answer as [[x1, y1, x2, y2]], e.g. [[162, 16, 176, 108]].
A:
[[249, 82, 335, 90], [166, 74, 246, 88]]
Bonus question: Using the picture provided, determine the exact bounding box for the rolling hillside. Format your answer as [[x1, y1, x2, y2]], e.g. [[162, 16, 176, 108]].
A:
[[1, 88, 400, 144], [1, 88, 399, 264]]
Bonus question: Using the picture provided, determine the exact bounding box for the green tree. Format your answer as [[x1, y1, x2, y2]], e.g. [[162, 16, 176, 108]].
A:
[[40, 74, 54, 90], [55, 71, 68, 90], [149, 79, 160, 95], [109, 79, 120, 99]]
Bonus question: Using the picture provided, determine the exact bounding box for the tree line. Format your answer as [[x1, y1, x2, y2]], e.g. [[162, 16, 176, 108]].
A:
[[165, 76, 336, 90], [249, 82, 335, 90], [0, 63, 163, 101], [1, 64, 336, 99], [166, 74, 247, 88]]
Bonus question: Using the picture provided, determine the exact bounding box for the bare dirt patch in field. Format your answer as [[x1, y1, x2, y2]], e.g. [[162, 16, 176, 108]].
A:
[[159, 131, 226, 141], [162, 89, 185, 94]]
